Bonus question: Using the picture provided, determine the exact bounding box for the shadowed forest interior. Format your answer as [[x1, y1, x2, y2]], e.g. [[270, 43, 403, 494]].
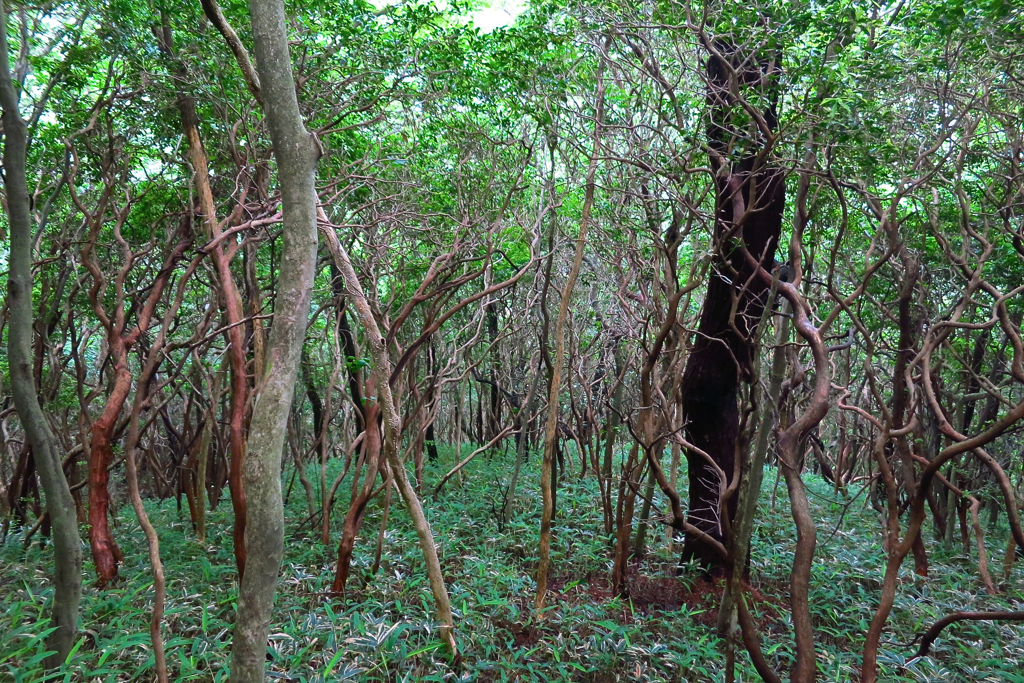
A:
[[1, 0, 1024, 681]]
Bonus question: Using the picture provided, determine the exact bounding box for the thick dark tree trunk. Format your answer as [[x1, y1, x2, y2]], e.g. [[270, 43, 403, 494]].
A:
[[476, 383, 484, 445], [890, 258, 929, 576], [425, 421, 439, 462], [680, 44, 785, 572]]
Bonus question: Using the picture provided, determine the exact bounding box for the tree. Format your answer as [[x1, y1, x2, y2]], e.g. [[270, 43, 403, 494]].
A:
[[228, 0, 319, 678], [0, 0, 81, 664]]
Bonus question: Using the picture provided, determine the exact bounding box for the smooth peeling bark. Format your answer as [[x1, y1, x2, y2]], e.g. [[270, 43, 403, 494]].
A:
[[323, 226, 458, 655], [87, 347, 131, 584], [332, 400, 383, 594], [749, 162, 832, 683], [760, 271, 832, 683], [229, 0, 319, 678], [83, 227, 189, 587], [157, 21, 251, 576], [329, 312, 382, 592], [322, 301, 362, 546], [0, 3, 83, 662]]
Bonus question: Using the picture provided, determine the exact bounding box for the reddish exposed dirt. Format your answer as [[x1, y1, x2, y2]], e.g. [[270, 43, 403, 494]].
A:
[[547, 561, 785, 628], [491, 618, 542, 647]]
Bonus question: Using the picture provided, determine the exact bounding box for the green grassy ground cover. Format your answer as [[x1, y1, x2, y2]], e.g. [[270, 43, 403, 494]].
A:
[[2, 445, 1023, 682]]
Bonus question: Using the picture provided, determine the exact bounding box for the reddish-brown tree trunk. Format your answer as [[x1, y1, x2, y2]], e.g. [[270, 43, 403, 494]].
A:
[[224, 318, 249, 577], [156, 21, 250, 577], [331, 401, 382, 593], [87, 340, 131, 585], [82, 225, 188, 586]]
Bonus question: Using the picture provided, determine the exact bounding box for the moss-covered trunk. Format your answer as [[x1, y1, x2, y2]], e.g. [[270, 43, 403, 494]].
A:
[[0, 4, 82, 663], [228, 0, 319, 677]]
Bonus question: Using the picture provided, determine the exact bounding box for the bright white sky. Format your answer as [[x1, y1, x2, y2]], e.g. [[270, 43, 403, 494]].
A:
[[469, 0, 528, 31], [370, 0, 529, 32]]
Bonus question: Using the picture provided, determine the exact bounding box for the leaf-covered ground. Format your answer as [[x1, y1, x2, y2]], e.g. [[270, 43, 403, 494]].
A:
[[3, 446, 1023, 682]]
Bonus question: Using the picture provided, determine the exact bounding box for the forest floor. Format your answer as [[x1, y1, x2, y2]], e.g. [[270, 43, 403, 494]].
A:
[[3, 446, 1024, 682]]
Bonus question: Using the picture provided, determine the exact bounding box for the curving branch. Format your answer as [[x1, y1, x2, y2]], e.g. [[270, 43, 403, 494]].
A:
[[199, 0, 262, 105], [911, 611, 1024, 660]]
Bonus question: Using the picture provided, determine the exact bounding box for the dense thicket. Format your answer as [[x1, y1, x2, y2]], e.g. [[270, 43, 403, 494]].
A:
[[1, 0, 1023, 680]]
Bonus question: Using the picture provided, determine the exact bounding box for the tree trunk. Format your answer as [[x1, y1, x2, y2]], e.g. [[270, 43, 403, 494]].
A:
[[119, 250, 197, 683], [611, 441, 642, 595], [0, 6, 83, 662], [890, 256, 927, 576], [503, 353, 542, 526], [86, 342, 130, 585], [156, 20, 251, 578], [486, 302, 500, 439], [679, 43, 785, 573], [601, 349, 624, 539], [325, 231, 458, 655], [195, 354, 223, 543], [536, 43, 607, 613], [718, 297, 789, 634], [332, 399, 382, 593], [633, 460, 658, 557], [424, 345, 440, 463], [665, 438, 680, 551], [229, 0, 319, 678]]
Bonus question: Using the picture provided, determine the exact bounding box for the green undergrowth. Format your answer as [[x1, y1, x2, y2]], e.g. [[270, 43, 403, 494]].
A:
[[2, 446, 1023, 682]]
